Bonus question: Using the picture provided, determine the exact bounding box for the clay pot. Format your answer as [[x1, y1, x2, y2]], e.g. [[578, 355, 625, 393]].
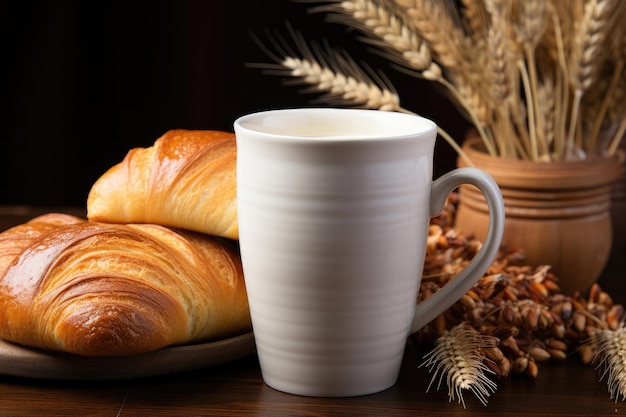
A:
[[456, 136, 624, 295]]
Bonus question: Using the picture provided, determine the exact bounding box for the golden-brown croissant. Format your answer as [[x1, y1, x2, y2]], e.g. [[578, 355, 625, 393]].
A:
[[87, 129, 238, 239], [0, 213, 251, 356]]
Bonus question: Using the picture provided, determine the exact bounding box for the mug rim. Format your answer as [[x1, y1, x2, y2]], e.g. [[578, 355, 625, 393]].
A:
[[233, 108, 437, 142]]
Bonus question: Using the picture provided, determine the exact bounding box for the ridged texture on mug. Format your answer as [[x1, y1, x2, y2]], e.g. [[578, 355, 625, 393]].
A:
[[236, 111, 435, 396]]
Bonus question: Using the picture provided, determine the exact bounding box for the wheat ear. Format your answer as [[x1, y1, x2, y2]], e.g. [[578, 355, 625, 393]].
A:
[[459, 0, 489, 44], [282, 55, 402, 111], [587, 9, 626, 153], [567, 0, 618, 157], [420, 323, 499, 408], [395, 0, 469, 68], [250, 26, 403, 111], [315, 0, 434, 72], [588, 324, 626, 402]]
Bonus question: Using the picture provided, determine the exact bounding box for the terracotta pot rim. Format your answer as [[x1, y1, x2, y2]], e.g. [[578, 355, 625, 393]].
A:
[[458, 136, 625, 189]]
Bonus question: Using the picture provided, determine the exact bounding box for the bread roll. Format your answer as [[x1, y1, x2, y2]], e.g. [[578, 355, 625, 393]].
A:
[[0, 213, 250, 356], [87, 129, 238, 239]]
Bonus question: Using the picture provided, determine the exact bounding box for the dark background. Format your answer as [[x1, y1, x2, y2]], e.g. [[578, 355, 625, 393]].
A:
[[2, 0, 469, 207]]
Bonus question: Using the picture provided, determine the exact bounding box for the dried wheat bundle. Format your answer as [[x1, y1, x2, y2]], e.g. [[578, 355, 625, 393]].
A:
[[260, 0, 626, 161]]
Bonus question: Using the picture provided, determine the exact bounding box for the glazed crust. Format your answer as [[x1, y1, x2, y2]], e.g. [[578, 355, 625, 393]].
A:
[[86, 129, 238, 239]]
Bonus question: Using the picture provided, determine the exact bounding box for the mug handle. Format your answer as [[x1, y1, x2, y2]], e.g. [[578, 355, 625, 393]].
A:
[[410, 167, 505, 333]]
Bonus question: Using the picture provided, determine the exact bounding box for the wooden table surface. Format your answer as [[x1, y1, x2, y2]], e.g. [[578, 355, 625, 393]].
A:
[[0, 207, 624, 417]]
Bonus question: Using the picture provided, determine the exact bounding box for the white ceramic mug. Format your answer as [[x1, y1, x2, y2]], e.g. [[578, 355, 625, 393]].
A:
[[234, 108, 504, 397]]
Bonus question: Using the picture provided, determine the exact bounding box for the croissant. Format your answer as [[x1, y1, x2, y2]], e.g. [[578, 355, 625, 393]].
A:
[[0, 213, 251, 356], [87, 129, 238, 239]]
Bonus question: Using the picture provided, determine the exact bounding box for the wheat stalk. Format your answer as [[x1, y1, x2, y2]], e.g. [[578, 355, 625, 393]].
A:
[[516, 0, 550, 160], [537, 78, 556, 155], [540, 2, 572, 160]]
